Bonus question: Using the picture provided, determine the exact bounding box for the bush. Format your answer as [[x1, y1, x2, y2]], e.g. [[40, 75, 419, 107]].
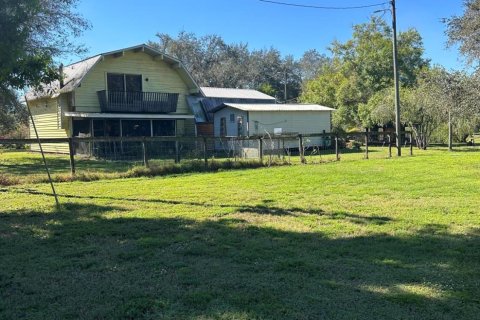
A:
[[346, 140, 362, 150], [0, 174, 20, 186]]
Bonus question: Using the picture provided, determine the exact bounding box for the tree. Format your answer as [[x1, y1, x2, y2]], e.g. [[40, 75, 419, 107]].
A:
[[424, 68, 479, 149], [446, 0, 480, 65], [0, 88, 28, 137], [0, 0, 90, 90], [301, 17, 429, 130], [298, 49, 330, 82], [149, 32, 305, 101]]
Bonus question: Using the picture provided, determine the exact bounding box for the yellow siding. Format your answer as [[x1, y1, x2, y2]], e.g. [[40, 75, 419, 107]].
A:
[[29, 98, 69, 153], [74, 51, 191, 114]]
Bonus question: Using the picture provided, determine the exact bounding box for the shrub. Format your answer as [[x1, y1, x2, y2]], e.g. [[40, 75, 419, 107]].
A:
[[346, 140, 362, 150]]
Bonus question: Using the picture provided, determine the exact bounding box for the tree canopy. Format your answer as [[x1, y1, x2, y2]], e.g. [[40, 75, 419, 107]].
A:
[[300, 17, 429, 130], [148, 31, 329, 102], [446, 0, 480, 65], [0, 0, 90, 90]]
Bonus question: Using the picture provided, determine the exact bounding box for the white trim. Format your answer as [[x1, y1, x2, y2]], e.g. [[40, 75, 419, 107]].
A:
[[64, 112, 194, 119]]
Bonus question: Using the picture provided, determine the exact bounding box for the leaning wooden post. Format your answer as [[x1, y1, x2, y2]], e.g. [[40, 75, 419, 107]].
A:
[[298, 134, 305, 164], [24, 96, 60, 208], [68, 137, 76, 176], [203, 137, 208, 168], [142, 137, 149, 168], [388, 135, 392, 158], [258, 137, 263, 162], [409, 132, 413, 156], [366, 133, 369, 159], [335, 135, 339, 161]]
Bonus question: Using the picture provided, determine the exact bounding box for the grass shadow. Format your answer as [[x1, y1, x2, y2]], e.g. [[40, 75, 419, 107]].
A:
[[1, 202, 479, 319]]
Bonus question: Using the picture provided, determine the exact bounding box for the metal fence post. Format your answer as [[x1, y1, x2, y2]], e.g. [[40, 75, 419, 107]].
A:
[[68, 137, 76, 176]]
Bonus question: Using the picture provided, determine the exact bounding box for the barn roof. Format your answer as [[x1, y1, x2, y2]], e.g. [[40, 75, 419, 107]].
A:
[[200, 87, 275, 100], [214, 103, 335, 112], [26, 44, 200, 100]]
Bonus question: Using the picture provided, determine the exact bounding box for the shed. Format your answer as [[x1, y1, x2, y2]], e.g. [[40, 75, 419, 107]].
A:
[[212, 103, 335, 148]]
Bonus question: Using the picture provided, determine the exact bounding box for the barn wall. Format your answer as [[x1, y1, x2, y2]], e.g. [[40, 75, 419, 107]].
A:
[[213, 107, 248, 137], [29, 98, 69, 153], [249, 111, 332, 147], [74, 51, 191, 115]]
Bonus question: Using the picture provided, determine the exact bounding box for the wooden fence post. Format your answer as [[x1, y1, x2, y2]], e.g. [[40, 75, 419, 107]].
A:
[[298, 134, 305, 164], [142, 137, 149, 168], [335, 135, 339, 161], [388, 135, 392, 158], [409, 133, 413, 156], [175, 139, 180, 163], [364, 131, 369, 160], [203, 137, 208, 168], [259, 138, 263, 162], [68, 137, 76, 176]]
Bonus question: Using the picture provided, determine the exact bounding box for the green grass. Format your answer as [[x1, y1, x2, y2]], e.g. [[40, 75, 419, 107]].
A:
[[1, 149, 480, 319]]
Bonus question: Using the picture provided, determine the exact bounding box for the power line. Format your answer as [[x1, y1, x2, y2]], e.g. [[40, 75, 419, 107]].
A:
[[259, 0, 388, 10]]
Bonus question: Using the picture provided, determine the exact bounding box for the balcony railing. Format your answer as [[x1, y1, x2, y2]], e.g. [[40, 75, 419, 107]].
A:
[[97, 90, 179, 113]]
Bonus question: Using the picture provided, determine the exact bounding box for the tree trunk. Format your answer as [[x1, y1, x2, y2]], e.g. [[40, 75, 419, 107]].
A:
[[448, 110, 453, 151]]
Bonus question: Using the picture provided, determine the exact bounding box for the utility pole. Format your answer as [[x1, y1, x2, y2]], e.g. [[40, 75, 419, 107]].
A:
[[284, 67, 287, 102], [391, 0, 402, 156]]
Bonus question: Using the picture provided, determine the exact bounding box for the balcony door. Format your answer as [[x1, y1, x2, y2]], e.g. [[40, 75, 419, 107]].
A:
[[107, 73, 142, 106], [107, 73, 142, 92]]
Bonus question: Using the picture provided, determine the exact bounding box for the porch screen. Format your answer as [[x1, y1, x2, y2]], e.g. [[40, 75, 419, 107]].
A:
[[152, 120, 175, 136]]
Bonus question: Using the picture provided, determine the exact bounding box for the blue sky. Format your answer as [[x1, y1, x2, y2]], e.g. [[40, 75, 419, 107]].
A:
[[69, 0, 466, 70]]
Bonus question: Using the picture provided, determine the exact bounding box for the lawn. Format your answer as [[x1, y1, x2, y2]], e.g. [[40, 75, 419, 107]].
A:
[[0, 149, 479, 319]]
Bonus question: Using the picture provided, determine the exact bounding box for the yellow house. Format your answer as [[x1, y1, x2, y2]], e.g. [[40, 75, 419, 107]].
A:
[[26, 44, 200, 153]]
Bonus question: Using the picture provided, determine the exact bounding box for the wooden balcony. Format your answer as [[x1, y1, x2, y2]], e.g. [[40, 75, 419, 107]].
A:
[[97, 90, 179, 113]]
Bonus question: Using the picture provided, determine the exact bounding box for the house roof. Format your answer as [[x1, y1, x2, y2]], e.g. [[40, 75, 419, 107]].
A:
[[26, 44, 200, 101], [213, 103, 335, 112], [200, 87, 275, 100]]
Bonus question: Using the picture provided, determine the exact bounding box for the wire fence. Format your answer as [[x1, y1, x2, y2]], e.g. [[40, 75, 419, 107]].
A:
[[1, 131, 478, 185]]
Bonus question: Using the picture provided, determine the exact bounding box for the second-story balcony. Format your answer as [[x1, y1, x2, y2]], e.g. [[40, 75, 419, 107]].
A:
[[97, 90, 179, 113]]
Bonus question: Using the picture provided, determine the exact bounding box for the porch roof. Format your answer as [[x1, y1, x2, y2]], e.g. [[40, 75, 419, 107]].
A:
[[64, 112, 194, 119]]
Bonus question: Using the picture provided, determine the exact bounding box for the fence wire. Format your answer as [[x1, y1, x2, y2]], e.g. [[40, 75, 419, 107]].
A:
[[1, 132, 478, 185]]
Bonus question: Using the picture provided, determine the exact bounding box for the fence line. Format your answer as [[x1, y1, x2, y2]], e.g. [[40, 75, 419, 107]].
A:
[[0, 131, 416, 179]]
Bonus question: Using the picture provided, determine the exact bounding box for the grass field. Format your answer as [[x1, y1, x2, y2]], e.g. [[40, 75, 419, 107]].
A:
[[1, 149, 480, 319]]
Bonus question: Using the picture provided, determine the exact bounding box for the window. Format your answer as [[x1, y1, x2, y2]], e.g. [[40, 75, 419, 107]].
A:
[[220, 117, 227, 137], [230, 113, 235, 123], [152, 120, 175, 136], [107, 73, 142, 92]]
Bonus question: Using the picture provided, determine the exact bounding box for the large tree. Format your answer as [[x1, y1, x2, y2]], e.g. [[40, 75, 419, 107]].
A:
[[301, 17, 429, 130], [446, 0, 480, 65], [0, 0, 90, 90]]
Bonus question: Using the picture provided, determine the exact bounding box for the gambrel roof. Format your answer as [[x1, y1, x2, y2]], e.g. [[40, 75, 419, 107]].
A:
[[26, 44, 200, 100]]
